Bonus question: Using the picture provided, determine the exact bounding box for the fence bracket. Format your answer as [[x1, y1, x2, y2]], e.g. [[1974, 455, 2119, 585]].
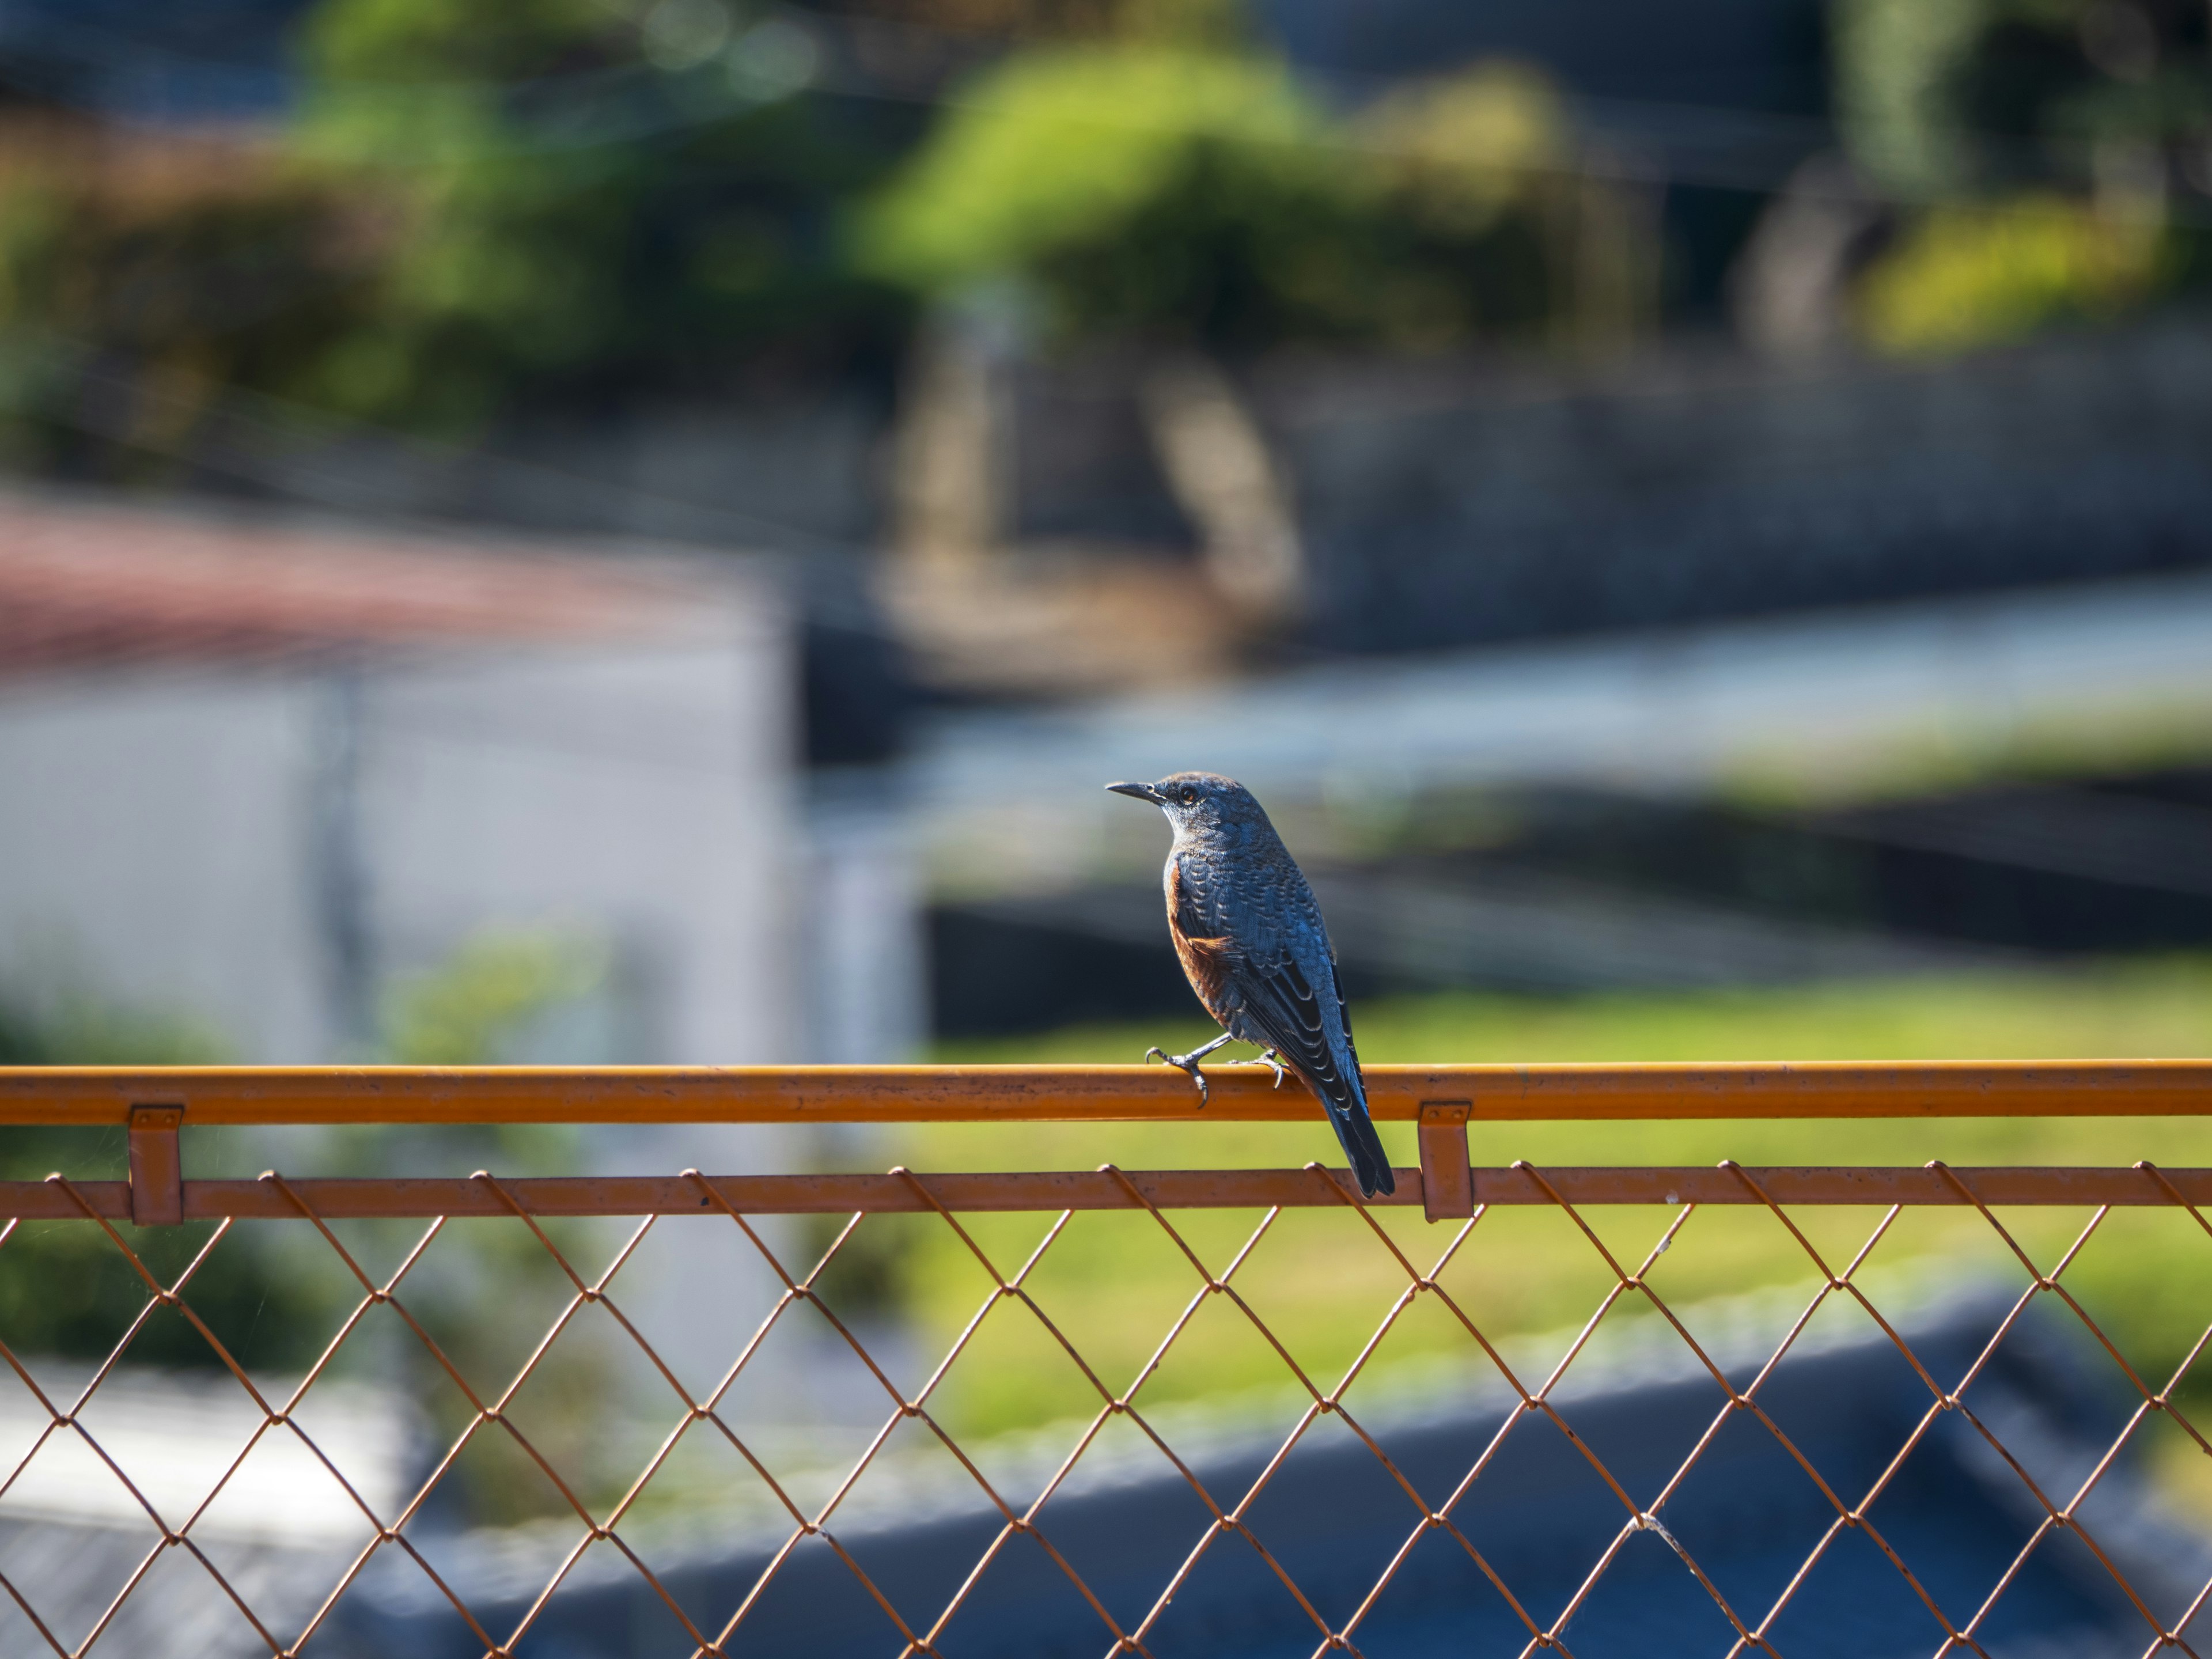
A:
[[1418, 1101, 1474, 1222], [128, 1104, 185, 1226]]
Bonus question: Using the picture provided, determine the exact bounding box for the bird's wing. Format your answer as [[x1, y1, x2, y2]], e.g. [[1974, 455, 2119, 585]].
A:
[[1231, 942, 1394, 1198], [1225, 940, 1361, 1117]]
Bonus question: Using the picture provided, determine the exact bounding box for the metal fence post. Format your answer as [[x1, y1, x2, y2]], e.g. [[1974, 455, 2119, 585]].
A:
[[128, 1103, 185, 1225], [1418, 1100, 1474, 1222]]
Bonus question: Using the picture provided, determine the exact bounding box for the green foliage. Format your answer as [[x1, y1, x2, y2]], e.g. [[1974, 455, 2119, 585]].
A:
[[0, 1212, 340, 1374], [1833, 0, 2211, 353], [861, 51, 1323, 295], [301, 0, 617, 82], [0, 933, 600, 1393], [380, 929, 610, 1065], [1835, 0, 2212, 194], [1833, 0, 1994, 195], [343, 929, 632, 1522], [0, 985, 225, 1068], [859, 50, 1585, 349], [1857, 192, 2172, 353], [0, 0, 911, 459], [0, 136, 371, 474], [0, 992, 340, 1374], [285, 0, 911, 430]]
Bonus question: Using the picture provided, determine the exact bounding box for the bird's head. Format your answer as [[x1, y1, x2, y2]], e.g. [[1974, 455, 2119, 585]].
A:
[[1106, 771, 1263, 839]]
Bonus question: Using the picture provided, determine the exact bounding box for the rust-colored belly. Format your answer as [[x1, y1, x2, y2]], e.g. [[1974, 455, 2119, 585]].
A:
[[1167, 860, 1235, 1025]]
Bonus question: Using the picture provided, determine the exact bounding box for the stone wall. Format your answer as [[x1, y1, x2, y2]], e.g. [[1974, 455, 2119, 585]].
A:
[[1253, 316, 2212, 653]]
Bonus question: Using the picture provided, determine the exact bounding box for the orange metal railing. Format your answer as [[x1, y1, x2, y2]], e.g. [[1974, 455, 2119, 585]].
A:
[[7, 1059, 2211, 1124], [0, 1062, 2207, 1658]]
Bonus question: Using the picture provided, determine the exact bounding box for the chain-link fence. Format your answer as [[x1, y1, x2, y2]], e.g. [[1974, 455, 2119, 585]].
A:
[[0, 1063, 2208, 1657]]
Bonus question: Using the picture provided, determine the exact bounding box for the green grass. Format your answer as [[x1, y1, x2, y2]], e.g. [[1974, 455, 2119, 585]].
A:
[[837, 959, 2212, 1501]]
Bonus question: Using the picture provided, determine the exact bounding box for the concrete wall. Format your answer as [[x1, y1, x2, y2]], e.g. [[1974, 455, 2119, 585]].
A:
[[0, 626, 798, 1067], [362, 639, 797, 1065], [1256, 316, 2212, 653], [0, 668, 330, 1057]]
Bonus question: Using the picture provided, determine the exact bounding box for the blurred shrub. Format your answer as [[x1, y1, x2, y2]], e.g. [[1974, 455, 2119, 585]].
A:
[[1833, 0, 2209, 353], [286, 0, 911, 431], [0, 122, 372, 474], [0, 949, 623, 1522], [0, 933, 599, 1387], [380, 929, 612, 1066], [1833, 0, 1997, 196], [1835, 0, 2212, 195], [0, 0, 912, 463], [1857, 194, 2172, 353], [361, 929, 620, 1521], [0, 991, 342, 1373], [1349, 65, 1585, 347], [859, 50, 1597, 351], [336, 927, 602, 1180]]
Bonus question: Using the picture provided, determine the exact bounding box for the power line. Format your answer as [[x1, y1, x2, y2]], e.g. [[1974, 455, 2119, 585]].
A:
[[2, 1, 2196, 206]]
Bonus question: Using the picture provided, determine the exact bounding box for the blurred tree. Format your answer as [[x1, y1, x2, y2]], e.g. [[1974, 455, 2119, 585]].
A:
[[1837, 0, 2212, 197], [813, 0, 1243, 47], [1353, 65, 1596, 349], [858, 48, 1599, 353], [0, 118, 372, 477], [0, 0, 916, 466], [291, 0, 914, 430], [291, 0, 917, 430], [1835, 0, 2210, 352]]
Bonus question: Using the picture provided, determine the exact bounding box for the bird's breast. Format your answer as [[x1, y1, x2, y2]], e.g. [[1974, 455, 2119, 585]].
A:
[[1165, 857, 1237, 1022]]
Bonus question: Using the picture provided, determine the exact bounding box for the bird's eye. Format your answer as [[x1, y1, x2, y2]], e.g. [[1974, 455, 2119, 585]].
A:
[[1179, 787, 1198, 805]]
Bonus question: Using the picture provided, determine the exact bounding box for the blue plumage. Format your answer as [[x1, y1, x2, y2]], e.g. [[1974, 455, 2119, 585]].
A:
[[1107, 772, 1396, 1198]]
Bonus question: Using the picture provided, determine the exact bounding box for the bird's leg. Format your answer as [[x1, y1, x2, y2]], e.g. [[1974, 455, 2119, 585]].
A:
[[1252, 1048, 1287, 1089], [1145, 1031, 1235, 1107]]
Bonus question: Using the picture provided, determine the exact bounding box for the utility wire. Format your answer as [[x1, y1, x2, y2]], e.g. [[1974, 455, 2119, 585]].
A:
[[2, 1, 2202, 208]]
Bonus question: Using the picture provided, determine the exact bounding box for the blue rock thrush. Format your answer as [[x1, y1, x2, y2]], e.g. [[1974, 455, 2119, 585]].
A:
[[1107, 771, 1396, 1198]]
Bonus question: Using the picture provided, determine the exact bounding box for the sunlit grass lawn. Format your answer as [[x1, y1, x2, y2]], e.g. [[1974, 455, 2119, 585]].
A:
[[854, 957, 2212, 1477]]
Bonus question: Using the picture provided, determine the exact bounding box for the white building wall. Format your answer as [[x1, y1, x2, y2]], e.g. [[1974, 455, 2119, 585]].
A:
[[343, 628, 812, 1404], [361, 635, 798, 1066], [0, 590, 799, 1071], [0, 582, 812, 1406], [0, 668, 329, 1060], [803, 780, 927, 1065]]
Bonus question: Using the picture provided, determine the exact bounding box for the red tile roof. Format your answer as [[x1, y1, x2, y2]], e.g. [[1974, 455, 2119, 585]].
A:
[[0, 496, 742, 675]]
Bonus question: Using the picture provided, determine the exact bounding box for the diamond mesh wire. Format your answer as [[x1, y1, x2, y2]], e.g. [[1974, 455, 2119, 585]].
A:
[[0, 1156, 2205, 1659]]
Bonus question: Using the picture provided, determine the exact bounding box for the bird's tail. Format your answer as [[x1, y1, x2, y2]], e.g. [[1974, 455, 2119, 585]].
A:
[[1330, 1103, 1396, 1199]]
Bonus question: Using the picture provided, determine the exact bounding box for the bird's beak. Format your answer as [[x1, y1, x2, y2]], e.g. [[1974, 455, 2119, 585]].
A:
[[1106, 781, 1162, 803]]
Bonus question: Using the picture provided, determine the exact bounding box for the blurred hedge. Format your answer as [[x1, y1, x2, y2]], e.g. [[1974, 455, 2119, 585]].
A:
[[0, 995, 339, 1373], [859, 50, 1608, 351], [0, 0, 913, 467], [1838, 0, 2211, 354]]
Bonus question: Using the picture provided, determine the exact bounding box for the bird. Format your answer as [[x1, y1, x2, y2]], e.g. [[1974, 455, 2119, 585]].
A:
[[1107, 771, 1396, 1199]]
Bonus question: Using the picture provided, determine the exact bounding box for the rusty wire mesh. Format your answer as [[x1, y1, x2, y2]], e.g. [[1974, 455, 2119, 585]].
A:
[[0, 1156, 2208, 1659]]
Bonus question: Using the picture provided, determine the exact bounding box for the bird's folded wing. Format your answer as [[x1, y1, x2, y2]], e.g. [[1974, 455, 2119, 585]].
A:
[[1228, 952, 1360, 1117]]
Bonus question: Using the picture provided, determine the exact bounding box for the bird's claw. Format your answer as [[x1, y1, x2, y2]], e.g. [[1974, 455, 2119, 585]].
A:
[[1256, 1049, 1287, 1089], [1145, 1045, 1211, 1108]]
